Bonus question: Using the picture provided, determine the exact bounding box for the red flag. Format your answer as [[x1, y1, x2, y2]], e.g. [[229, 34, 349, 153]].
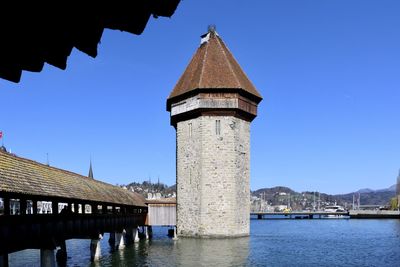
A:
[[0, 131, 2, 139]]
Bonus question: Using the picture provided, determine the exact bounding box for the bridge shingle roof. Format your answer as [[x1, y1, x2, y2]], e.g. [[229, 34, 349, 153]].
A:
[[0, 150, 146, 207], [0, 1, 181, 83]]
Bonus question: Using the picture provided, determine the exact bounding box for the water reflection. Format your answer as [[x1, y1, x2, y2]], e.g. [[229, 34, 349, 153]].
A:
[[174, 237, 249, 267], [92, 233, 249, 267], [8, 221, 400, 267]]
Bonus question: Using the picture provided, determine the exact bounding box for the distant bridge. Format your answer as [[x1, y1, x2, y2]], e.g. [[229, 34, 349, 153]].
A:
[[251, 211, 350, 220], [0, 150, 147, 266], [251, 210, 400, 219]]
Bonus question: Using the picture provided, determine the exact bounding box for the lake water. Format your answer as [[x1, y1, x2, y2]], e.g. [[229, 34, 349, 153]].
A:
[[9, 219, 400, 266]]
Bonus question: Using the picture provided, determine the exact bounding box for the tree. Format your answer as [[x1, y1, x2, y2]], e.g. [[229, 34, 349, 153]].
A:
[[389, 197, 398, 210]]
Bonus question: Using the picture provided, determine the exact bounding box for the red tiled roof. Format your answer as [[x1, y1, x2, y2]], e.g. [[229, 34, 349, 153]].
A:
[[168, 30, 262, 102]]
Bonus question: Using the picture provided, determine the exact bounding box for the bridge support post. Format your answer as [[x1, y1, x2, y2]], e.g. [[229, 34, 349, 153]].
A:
[[40, 249, 56, 267], [125, 228, 133, 244], [116, 230, 126, 250], [147, 226, 153, 239], [90, 234, 103, 262], [173, 226, 178, 240], [134, 227, 140, 242], [0, 254, 8, 267], [257, 214, 262, 220], [56, 240, 67, 264], [108, 232, 116, 248]]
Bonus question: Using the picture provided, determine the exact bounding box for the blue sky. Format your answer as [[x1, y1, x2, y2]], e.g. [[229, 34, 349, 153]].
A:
[[1, 1, 399, 194]]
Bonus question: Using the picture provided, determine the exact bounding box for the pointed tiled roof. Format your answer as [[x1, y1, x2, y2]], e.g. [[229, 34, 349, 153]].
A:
[[168, 30, 262, 103]]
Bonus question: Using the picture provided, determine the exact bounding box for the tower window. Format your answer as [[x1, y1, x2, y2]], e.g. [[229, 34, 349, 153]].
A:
[[188, 123, 192, 137], [216, 120, 221, 135]]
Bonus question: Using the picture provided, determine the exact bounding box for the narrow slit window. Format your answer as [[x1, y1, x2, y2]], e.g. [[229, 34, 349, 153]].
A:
[[216, 120, 221, 135], [188, 123, 192, 137]]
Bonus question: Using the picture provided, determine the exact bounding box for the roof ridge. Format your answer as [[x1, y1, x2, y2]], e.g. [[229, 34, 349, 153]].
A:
[[198, 37, 210, 88], [215, 35, 241, 87], [0, 150, 146, 206], [0, 150, 94, 181]]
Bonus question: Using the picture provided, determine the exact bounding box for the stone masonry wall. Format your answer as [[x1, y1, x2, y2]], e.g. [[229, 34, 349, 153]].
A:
[[176, 117, 202, 236], [176, 116, 250, 237]]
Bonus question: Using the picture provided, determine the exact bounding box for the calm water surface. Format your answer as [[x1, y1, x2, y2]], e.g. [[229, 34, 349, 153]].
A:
[[9, 219, 400, 266]]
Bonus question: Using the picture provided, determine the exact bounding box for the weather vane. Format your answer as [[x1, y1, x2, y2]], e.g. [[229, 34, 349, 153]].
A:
[[208, 24, 216, 33]]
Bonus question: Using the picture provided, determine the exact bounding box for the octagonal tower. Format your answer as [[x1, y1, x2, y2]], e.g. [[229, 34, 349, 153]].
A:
[[167, 28, 262, 237]]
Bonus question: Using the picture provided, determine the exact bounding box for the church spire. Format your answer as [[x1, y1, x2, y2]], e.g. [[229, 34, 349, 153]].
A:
[[88, 159, 94, 179]]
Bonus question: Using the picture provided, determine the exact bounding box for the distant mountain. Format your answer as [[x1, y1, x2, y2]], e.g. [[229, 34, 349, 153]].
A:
[[252, 185, 396, 209], [356, 188, 374, 194], [334, 191, 395, 206], [121, 180, 396, 208], [354, 184, 396, 194], [376, 184, 396, 192]]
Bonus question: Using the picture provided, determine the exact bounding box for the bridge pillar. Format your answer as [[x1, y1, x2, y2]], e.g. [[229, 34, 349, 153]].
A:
[[125, 228, 138, 244], [134, 227, 140, 242], [108, 232, 116, 248], [173, 226, 178, 240], [125, 228, 133, 244], [0, 254, 8, 267], [147, 226, 153, 239], [40, 249, 56, 267], [257, 214, 262, 220], [90, 234, 103, 262], [56, 240, 67, 264], [116, 230, 126, 249]]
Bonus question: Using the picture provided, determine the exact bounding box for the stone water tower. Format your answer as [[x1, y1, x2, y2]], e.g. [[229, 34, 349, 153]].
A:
[[167, 27, 262, 237]]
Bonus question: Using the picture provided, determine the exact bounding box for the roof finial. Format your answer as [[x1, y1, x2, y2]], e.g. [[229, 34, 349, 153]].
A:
[[208, 24, 216, 33]]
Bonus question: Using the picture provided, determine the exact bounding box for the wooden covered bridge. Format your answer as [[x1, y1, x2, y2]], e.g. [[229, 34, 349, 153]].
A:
[[0, 149, 148, 266]]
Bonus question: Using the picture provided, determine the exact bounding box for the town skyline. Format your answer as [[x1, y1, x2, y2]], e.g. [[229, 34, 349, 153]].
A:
[[1, 1, 399, 194]]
